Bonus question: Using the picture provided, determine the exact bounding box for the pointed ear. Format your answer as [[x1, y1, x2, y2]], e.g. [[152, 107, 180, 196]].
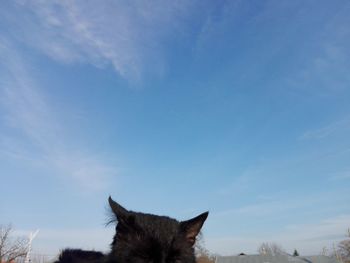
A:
[[108, 196, 130, 224], [180, 211, 209, 246]]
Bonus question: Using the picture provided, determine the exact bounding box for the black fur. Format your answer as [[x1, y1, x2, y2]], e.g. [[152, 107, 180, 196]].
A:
[[55, 197, 208, 263], [55, 249, 104, 263]]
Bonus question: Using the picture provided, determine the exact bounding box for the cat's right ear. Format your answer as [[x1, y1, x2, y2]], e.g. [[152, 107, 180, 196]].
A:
[[180, 211, 209, 246], [108, 196, 130, 224]]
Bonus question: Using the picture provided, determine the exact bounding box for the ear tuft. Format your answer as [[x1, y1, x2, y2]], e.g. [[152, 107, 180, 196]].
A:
[[108, 196, 130, 223]]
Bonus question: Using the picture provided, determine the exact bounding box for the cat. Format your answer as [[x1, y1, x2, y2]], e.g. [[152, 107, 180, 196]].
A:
[[55, 196, 208, 263]]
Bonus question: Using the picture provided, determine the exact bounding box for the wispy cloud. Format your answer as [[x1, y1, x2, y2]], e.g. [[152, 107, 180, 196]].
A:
[[5, 0, 197, 80], [0, 41, 117, 191], [213, 193, 331, 219], [217, 170, 257, 197], [286, 4, 350, 94], [329, 170, 350, 181], [301, 118, 350, 140], [206, 214, 350, 255]]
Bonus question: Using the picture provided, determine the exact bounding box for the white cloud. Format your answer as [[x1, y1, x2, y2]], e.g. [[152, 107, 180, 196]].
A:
[[0, 41, 117, 191], [9, 0, 196, 80]]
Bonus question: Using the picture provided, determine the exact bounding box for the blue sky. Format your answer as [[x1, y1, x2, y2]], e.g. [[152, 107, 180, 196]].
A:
[[1, 0, 350, 257]]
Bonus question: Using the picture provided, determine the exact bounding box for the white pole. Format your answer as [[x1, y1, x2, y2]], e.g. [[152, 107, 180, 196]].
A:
[[24, 230, 39, 263]]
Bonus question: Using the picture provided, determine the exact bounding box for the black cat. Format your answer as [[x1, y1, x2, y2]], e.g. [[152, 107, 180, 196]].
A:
[[55, 197, 208, 263]]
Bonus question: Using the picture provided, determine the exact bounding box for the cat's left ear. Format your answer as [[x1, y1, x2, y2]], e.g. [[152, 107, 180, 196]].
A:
[[180, 211, 209, 246]]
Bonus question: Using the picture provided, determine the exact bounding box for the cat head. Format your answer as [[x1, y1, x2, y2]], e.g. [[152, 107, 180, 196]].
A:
[[108, 197, 208, 263]]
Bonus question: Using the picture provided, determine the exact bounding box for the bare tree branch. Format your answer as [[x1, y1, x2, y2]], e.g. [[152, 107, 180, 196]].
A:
[[258, 242, 286, 256], [331, 228, 350, 263], [0, 224, 28, 262]]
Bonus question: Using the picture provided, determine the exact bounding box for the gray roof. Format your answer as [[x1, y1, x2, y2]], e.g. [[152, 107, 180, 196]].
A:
[[216, 255, 339, 263]]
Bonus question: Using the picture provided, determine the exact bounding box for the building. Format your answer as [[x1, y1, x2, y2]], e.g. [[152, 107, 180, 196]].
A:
[[216, 255, 340, 263]]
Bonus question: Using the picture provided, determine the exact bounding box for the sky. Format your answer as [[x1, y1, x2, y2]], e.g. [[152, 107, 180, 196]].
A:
[[1, 0, 350, 258]]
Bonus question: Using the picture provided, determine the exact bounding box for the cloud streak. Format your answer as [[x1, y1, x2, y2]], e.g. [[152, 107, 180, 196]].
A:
[[0, 40, 117, 191], [301, 118, 350, 140], [6, 0, 197, 80]]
